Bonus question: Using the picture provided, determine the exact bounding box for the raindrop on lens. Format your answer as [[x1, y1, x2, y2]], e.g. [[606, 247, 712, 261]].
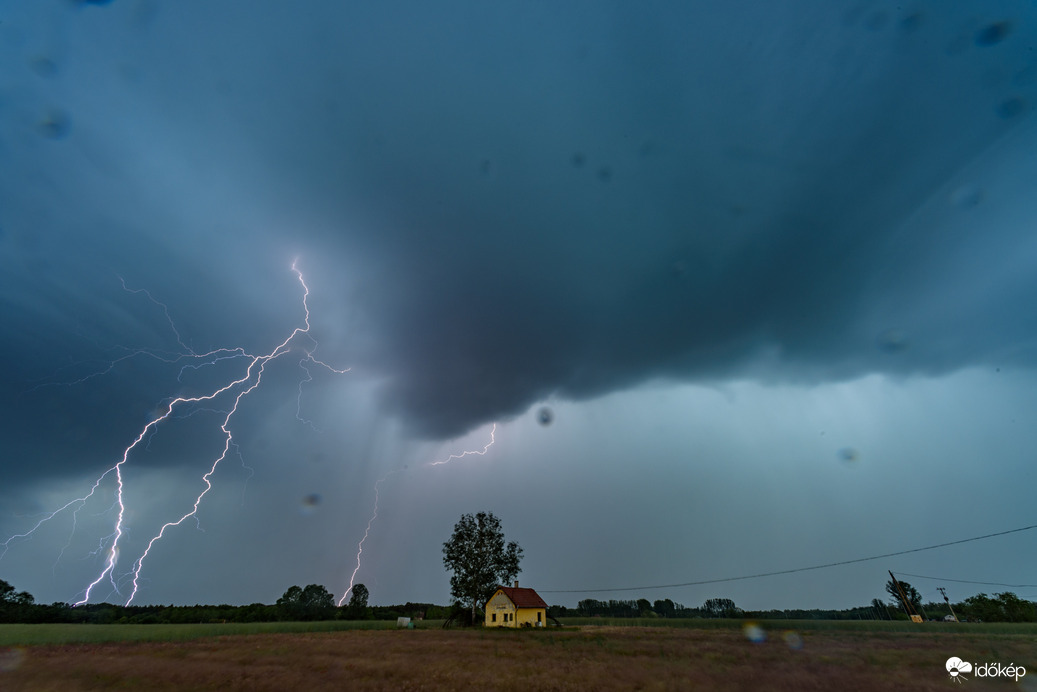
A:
[[742, 623, 766, 643], [876, 329, 909, 354], [300, 493, 321, 515], [0, 647, 26, 672], [537, 406, 554, 426], [838, 447, 859, 463], [949, 184, 983, 209], [783, 631, 804, 650]]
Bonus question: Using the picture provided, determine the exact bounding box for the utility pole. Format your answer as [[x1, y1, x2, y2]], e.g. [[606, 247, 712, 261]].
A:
[[937, 587, 959, 622], [889, 571, 923, 623]]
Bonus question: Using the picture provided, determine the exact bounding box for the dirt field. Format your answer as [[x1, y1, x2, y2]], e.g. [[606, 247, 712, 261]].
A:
[[2, 625, 1033, 691]]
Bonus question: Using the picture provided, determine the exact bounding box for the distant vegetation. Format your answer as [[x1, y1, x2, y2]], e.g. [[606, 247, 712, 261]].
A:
[[2, 577, 1034, 624], [551, 591, 1037, 623]]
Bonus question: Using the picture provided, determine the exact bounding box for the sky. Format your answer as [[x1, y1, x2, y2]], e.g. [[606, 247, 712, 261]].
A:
[[1, 0, 1036, 611]]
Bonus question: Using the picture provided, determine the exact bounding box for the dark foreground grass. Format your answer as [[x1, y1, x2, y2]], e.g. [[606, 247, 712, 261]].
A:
[[2, 623, 1034, 691]]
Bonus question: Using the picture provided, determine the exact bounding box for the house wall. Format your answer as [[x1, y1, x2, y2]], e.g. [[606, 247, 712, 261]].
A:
[[485, 590, 546, 628], [486, 591, 516, 627], [514, 606, 546, 628]]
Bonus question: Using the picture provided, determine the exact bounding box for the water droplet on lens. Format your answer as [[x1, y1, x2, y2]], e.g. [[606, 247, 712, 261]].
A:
[[783, 631, 804, 650], [838, 447, 859, 463], [743, 623, 766, 643], [38, 110, 70, 139], [876, 329, 909, 354], [996, 97, 1026, 119], [536, 407, 554, 426], [0, 647, 26, 672], [949, 184, 983, 209], [300, 493, 321, 515], [975, 21, 1012, 47]]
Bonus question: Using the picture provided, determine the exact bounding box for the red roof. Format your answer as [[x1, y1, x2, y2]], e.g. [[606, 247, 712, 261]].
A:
[[494, 586, 548, 609]]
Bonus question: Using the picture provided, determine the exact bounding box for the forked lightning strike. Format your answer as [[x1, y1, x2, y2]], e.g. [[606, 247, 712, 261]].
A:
[[1, 261, 348, 606], [339, 423, 497, 604]]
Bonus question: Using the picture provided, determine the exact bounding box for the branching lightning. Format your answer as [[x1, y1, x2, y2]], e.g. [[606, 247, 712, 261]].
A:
[[2, 260, 349, 606], [339, 423, 498, 604], [426, 423, 497, 467], [337, 469, 399, 606]]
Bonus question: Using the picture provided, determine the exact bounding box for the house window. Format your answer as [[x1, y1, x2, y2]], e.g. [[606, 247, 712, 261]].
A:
[[491, 613, 496, 622], [537, 611, 542, 622]]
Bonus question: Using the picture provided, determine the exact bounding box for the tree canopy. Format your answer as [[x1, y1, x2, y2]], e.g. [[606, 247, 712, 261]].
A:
[[276, 583, 335, 621], [345, 583, 370, 620], [442, 511, 523, 623], [885, 578, 922, 614]]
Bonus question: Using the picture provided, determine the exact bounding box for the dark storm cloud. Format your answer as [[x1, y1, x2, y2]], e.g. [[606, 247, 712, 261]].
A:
[[2, 0, 1036, 470]]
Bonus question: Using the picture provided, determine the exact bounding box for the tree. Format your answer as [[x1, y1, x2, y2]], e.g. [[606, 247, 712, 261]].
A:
[[653, 598, 676, 618], [961, 592, 1037, 623], [0, 578, 36, 623], [345, 583, 369, 620], [702, 598, 740, 618], [871, 598, 891, 620], [276, 584, 335, 621], [885, 578, 921, 614], [442, 511, 523, 624]]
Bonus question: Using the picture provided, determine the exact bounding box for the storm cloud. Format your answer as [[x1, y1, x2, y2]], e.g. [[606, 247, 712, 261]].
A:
[[1, 1, 1036, 607]]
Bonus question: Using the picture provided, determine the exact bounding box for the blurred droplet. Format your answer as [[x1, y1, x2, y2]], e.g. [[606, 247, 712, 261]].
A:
[[838, 447, 859, 463], [996, 97, 1026, 119], [30, 56, 58, 78], [571, 152, 586, 168], [975, 21, 1012, 47], [783, 631, 804, 650], [536, 406, 554, 426], [300, 493, 321, 515], [949, 183, 983, 209], [876, 328, 909, 354], [0, 647, 25, 672], [38, 110, 71, 139], [743, 622, 766, 643], [597, 165, 612, 182], [900, 12, 923, 33]]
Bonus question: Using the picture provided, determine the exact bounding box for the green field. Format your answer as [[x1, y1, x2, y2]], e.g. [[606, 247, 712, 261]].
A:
[[557, 617, 1037, 635], [0, 619, 445, 646], [3, 617, 1034, 647]]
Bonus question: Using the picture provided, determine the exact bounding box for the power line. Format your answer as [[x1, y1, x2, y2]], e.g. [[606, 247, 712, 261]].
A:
[[897, 572, 1037, 589], [539, 522, 1037, 594]]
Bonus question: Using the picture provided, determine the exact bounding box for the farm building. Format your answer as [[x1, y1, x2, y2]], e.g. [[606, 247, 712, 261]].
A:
[[485, 582, 548, 627]]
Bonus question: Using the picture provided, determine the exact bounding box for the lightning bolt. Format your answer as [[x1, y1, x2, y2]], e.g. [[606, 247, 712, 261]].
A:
[[2, 260, 349, 606], [338, 423, 498, 605], [337, 469, 400, 606], [426, 423, 497, 467]]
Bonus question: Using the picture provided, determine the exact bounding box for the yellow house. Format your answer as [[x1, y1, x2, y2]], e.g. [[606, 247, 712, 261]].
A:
[[485, 582, 548, 628]]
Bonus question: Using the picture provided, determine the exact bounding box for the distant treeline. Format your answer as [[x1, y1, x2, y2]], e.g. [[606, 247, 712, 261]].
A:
[[0, 600, 452, 625], [549, 593, 1037, 623], [3, 579, 1033, 624]]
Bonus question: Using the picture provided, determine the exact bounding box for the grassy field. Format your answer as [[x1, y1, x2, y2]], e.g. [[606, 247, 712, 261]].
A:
[[0, 619, 439, 646], [1, 620, 1034, 691]]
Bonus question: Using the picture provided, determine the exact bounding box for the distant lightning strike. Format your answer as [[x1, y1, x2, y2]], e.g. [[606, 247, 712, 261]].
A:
[[427, 423, 497, 467], [3, 260, 348, 606], [337, 470, 399, 606], [339, 423, 498, 605]]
